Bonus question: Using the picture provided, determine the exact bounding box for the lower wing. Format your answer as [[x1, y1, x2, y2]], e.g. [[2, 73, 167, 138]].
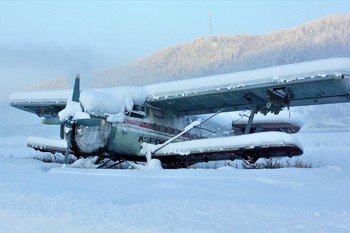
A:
[[150, 131, 303, 164]]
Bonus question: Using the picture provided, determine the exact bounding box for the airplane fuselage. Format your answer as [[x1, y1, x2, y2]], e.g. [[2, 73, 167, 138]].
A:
[[72, 104, 232, 163]]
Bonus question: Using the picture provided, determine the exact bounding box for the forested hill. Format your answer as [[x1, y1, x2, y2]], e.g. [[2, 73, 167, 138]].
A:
[[93, 13, 350, 87], [28, 77, 70, 91]]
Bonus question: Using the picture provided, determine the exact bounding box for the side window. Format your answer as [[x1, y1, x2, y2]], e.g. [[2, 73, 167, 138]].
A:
[[129, 104, 147, 119]]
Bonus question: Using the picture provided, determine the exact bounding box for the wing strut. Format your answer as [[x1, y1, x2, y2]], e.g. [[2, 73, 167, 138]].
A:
[[64, 130, 72, 164], [152, 108, 226, 154], [60, 124, 64, 139], [244, 104, 257, 135]]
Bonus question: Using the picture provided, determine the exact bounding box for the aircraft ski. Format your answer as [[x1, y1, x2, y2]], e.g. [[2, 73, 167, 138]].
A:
[[9, 58, 350, 168]]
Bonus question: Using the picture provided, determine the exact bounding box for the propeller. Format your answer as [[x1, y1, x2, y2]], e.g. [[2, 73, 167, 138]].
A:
[[42, 115, 106, 126], [42, 74, 105, 164]]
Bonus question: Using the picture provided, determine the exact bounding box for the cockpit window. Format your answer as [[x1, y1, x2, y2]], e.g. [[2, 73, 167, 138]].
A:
[[127, 104, 147, 119]]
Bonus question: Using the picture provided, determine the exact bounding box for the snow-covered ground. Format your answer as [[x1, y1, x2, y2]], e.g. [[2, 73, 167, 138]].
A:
[[0, 102, 350, 233]]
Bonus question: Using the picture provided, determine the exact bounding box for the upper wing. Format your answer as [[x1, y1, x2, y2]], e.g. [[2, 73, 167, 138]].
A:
[[9, 86, 147, 118], [145, 58, 350, 115], [9, 90, 71, 117], [9, 58, 350, 118]]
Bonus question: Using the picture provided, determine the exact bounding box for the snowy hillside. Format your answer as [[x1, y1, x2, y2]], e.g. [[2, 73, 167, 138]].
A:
[[93, 14, 350, 87], [1, 100, 350, 233], [28, 77, 71, 91]]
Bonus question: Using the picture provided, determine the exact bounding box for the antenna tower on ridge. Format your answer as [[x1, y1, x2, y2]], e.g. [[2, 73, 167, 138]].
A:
[[208, 12, 213, 40]]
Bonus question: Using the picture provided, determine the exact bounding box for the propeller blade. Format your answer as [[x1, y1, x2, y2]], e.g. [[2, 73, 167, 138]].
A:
[[64, 130, 72, 164], [42, 117, 63, 125], [72, 73, 80, 102], [60, 124, 65, 139], [76, 118, 106, 126]]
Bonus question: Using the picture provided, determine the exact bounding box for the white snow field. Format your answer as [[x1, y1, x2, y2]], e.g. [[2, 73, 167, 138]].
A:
[[0, 102, 350, 233]]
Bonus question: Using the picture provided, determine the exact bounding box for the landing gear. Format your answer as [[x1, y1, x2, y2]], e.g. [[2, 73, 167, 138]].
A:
[[170, 159, 189, 169], [96, 157, 127, 169], [241, 150, 271, 164], [241, 150, 262, 164]]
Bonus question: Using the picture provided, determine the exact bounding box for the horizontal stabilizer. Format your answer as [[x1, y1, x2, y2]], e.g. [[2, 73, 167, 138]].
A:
[[42, 117, 63, 125]]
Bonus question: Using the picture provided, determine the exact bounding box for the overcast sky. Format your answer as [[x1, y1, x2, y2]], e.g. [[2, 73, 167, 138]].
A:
[[1, 0, 349, 99]]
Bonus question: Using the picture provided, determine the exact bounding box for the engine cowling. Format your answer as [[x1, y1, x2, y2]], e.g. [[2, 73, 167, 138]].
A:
[[73, 122, 112, 154]]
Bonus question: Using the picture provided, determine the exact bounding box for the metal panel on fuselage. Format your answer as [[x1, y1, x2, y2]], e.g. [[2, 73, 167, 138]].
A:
[[106, 110, 208, 157], [107, 121, 171, 157], [106, 111, 185, 157]]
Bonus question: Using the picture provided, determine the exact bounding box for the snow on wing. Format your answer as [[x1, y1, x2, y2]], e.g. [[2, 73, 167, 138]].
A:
[[145, 58, 350, 115], [9, 86, 147, 118], [9, 89, 71, 117]]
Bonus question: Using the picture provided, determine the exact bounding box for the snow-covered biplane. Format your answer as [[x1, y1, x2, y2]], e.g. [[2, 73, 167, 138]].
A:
[[10, 58, 350, 168]]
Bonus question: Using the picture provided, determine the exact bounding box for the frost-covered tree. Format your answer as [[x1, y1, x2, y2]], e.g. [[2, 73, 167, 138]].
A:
[[28, 77, 71, 91]]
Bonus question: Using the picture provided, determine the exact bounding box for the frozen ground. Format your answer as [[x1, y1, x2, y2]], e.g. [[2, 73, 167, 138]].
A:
[[0, 102, 350, 233]]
